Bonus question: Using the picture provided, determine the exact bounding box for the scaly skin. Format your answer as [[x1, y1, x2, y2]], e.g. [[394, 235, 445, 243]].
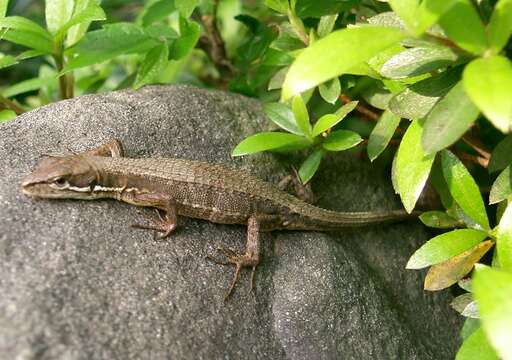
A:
[[21, 139, 417, 299]]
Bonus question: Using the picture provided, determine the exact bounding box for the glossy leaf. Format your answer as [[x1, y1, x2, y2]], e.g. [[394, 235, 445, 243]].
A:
[[317, 14, 338, 38], [263, 102, 302, 136], [389, 67, 461, 119], [282, 27, 405, 100], [318, 78, 341, 104], [55, 2, 106, 41], [380, 46, 458, 79], [451, 293, 479, 318], [463, 56, 512, 133], [0, 16, 53, 53], [294, 0, 357, 18], [65, 0, 103, 46], [430, 160, 455, 210], [232, 132, 310, 156], [489, 166, 512, 205], [0, 54, 17, 69], [442, 150, 490, 230], [487, 0, 512, 54], [292, 95, 312, 138], [489, 134, 512, 173], [414, 0, 457, 35], [422, 81, 479, 154], [140, 0, 175, 26], [298, 149, 324, 184], [65, 23, 158, 71], [268, 67, 288, 90], [322, 130, 362, 151], [496, 202, 512, 271], [407, 229, 487, 269], [473, 267, 512, 360], [438, 0, 487, 55], [456, 327, 499, 360], [0, 0, 7, 17], [175, 0, 199, 17], [134, 43, 169, 89], [424, 240, 493, 291], [367, 110, 400, 162], [419, 211, 460, 228], [388, 0, 418, 32], [0, 110, 16, 123], [312, 101, 357, 137], [264, 0, 288, 14], [1, 76, 56, 98], [169, 18, 201, 60], [392, 120, 435, 213], [45, 0, 74, 34]]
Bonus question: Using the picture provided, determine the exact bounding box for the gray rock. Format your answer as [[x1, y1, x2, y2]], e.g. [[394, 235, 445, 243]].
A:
[[0, 85, 461, 359]]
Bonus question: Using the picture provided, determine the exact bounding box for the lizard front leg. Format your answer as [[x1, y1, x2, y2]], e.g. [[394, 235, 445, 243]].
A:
[[208, 215, 278, 300], [125, 191, 177, 239], [83, 138, 124, 157]]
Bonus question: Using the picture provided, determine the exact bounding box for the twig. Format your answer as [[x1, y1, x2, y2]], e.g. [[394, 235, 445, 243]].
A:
[[0, 94, 25, 114], [457, 151, 489, 168], [339, 94, 380, 121], [462, 134, 491, 160], [199, 0, 236, 81]]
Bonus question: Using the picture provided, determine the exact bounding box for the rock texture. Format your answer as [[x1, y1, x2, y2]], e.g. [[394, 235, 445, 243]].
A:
[[0, 85, 461, 359]]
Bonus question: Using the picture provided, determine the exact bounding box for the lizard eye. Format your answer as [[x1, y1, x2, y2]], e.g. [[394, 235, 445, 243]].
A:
[[53, 177, 69, 188]]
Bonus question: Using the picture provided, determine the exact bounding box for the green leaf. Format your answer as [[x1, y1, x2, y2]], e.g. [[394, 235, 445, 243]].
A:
[[1, 76, 56, 98], [367, 110, 400, 162], [317, 14, 338, 38], [263, 102, 302, 136], [0, 0, 7, 17], [451, 293, 479, 318], [487, 0, 512, 54], [318, 77, 340, 104], [489, 135, 512, 173], [271, 23, 305, 52], [169, 18, 200, 60], [298, 149, 323, 184], [460, 318, 480, 340], [312, 101, 357, 137], [414, 0, 457, 36], [0, 16, 53, 53], [380, 46, 458, 79], [392, 119, 435, 213], [268, 66, 289, 90], [473, 267, 512, 360], [496, 202, 512, 271], [45, 0, 74, 34], [294, 0, 357, 18], [455, 327, 499, 360], [388, 0, 418, 33], [175, 0, 199, 18], [232, 132, 310, 156], [367, 11, 406, 29], [407, 229, 487, 269], [291, 95, 311, 138], [463, 56, 512, 133], [0, 110, 16, 123], [424, 240, 493, 291], [441, 150, 490, 230], [388, 66, 461, 119], [422, 81, 479, 154], [65, 23, 158, 71], [0, 53, 16, 69], [134, 43, 169, 89], [65, 0, 103, 46], [282, 26, 405, 100], [438, 0, 487, 55], [430, 160, 455, 210], [55, 2, 105, 41], [490, 166, 512, 205], [322, 130, 362, 151], [264, 0, 288, 14], [419, 210, 460, 228], [140, 0, 176, 27]]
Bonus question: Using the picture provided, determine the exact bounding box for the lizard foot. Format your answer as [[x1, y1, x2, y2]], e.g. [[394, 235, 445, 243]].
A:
[[131, 209, 177, 240], [207, 246, 259, 301]]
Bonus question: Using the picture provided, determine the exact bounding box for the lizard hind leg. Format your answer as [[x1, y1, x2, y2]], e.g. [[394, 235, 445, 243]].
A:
[[207, 216, 265, 301]]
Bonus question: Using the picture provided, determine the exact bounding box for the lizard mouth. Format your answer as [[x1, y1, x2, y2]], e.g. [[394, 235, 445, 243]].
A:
[[21, 182, 93, 199]]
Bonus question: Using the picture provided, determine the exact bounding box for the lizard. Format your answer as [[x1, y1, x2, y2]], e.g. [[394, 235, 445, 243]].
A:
[[21, 139, 417, 299]]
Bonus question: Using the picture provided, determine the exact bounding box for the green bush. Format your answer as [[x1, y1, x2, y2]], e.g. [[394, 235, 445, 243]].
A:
[[1, 0, 512, 358]]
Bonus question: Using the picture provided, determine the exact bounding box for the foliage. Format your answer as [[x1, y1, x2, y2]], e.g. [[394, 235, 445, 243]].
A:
[[2, 0, 512, 358]]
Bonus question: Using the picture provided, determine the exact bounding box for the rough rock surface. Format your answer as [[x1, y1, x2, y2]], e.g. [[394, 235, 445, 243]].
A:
[[0, 85, 461, 359]]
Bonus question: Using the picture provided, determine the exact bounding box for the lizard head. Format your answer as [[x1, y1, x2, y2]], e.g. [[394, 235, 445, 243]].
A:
[[21, 154, 99, 199]]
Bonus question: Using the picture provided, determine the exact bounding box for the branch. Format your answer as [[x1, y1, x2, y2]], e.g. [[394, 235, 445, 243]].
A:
[[0, 94, 25, 114], [339, 94, 380, 121]]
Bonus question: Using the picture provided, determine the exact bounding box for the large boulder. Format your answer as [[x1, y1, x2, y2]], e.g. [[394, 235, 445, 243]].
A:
[[0, 85, 461, 359]]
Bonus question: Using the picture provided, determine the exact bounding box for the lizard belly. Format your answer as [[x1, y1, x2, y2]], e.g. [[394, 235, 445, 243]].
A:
[[177, 203, 248, 224]]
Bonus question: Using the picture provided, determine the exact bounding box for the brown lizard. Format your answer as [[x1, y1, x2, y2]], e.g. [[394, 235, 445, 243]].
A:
[[21, 139, 417, 299]]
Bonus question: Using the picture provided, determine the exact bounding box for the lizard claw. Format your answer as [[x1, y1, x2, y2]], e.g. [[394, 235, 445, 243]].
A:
[[131, 209, 176, 240], [206, 246, 259, 300]]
